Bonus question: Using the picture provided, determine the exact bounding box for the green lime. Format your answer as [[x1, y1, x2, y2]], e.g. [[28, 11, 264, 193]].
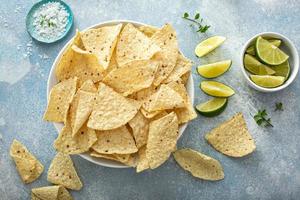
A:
[[255, 36, 289, 65], [250, 75, 285, 88], [200, 81, 235, 97], [195, 98, 227, 117], [197, 60, 231, 78], [246, 39, 281, 56], [195, 36, 226, 57], [244, 54, 275, 75], [272, 61, 290, 80]]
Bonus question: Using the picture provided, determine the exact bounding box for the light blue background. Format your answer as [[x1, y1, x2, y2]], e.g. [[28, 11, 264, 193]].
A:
[[0, 0, 299, 199]]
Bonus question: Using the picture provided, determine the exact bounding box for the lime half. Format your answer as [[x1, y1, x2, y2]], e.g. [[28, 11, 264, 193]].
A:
[[195, 36, 226, 57], [273, 61, 290, 80], [246, 39, 281, 56], [200, 81, 235, 97], [197, 60, 232, 78], [255, 36, 289, 65], [250, 75, 285, 88], [196, 98, 227, 117], [244, 54, 275, 75]]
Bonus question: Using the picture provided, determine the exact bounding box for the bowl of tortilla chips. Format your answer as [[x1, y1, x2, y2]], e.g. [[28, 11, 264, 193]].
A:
[[45, 20, 197, 170]]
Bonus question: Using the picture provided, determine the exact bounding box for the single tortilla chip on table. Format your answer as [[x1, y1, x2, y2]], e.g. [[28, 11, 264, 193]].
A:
[[81, 24, 122, 69], [205, 113, 256, 157], [103, 59, 159, 96], [10, 139, 44, 184], [116, 23, 160, 66], [128, 111, 149, 148], [43, 77, 78, 123], [90, 151, 136, 167], [146, 112, 179, 169], [87, 83, 140, 130], [47, 152, 83, 190], [173, 148, 224, 181], [31, 185, 72, 200]]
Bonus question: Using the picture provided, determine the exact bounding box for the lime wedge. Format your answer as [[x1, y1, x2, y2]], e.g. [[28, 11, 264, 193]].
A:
[[255, 36, 289, 65], [197, 60, 231, 78], [246, 39, 281, 56], [250, 75, 285, 88], [195, 36, 226, 57], [196, 98, 227, 117], [273, 61, 290, 80], [244, 54, 275, 75], [200, 81, 235, 97]]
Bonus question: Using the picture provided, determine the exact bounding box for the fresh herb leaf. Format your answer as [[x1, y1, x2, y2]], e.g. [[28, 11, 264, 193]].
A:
[[275, 102, 283, 111], [182, 12, 210, 33], [253, 109, 273, 127]]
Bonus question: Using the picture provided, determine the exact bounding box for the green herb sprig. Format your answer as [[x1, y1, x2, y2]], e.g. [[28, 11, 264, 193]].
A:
[[275, 102, 283, 111], [182, 12, 210, 33], [253, 109, 273, 127]]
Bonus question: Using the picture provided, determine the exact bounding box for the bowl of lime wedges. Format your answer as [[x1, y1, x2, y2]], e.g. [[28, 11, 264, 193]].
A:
[[241, 32, 299, 92]]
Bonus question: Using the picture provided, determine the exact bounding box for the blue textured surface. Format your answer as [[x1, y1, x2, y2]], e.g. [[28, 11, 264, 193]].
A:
[[0, 0, 299, 199]]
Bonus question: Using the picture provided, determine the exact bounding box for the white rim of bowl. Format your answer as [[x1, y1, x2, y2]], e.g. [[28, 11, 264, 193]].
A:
[[240, 32, 299, 92], [47, 20, 194, 168]]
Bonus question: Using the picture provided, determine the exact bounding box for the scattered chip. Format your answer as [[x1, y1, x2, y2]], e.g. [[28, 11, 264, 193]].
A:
[[92, 125, 138, 154], [47, 152, 83, 190], [9, 139, 44, 184], [87, 83, 140, 130], [136, 146, 149, 173], [81, 24, 122, 69], [205, 113, 256, 157], [173, 148, 224, 181], [31, 185, 72, 200], [146, 112, 178, 169], [116, 23, 160, 66], [138, 25, 159, 37], [103, 59, 158, 96], [90, 151, 136, 167], [128, 111, 149, 148], [44, 77, 78, 123]]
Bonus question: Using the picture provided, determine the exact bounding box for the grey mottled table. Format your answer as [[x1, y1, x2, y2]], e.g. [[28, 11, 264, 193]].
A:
[[0, 0, 299, 199]]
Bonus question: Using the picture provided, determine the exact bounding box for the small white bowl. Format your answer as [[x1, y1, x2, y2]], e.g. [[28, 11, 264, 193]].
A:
[[241, 32, 299, 92], [47, 20, 194, 168]]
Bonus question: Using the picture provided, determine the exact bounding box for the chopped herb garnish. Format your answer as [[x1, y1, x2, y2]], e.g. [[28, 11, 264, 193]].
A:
[[182, 12, 210, 33], [253, 109, 273, 127], [275, 102, 283, 111]]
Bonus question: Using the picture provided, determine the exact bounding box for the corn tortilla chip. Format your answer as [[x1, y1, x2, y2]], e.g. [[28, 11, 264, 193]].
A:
[[205, 113, 256, 157], [90, 151, 136, 167], [81, 24, 122, 69], [116, 23, 160, 66], [31, 185, 72, 200], [44, 77, 78, 123], [151, 24, 178, 85], [79, 79, 97, 93], [87, 83, 140, 130], [140, 108, 162, 119], [103, 60, 158, 96], [47, 153, 82, 190], [180, 71, 190, 85], [92, 125, 138, 154], [136, 146, 149, 173], [173, 148, 224, 181], [10, 139, 44, 184], [146, 112, 178, 169], [142, 84, 185, 112], [138, 25, 159, 37], [128, 111, 149, 148]]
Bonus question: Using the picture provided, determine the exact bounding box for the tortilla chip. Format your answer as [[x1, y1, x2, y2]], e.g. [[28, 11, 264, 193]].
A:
[[44, 77, 78, 123], [146, 112, 178, 169], [47, 152, 82, 190], [180, 71, 190, 85], [130, 85, 158, 101], [173, 148, 224, 181], [31, 185, 72, 200], [103, 60, 158, 96], [151, 24, 178, 85], [163, 53, 192, 83], [142, 84, 185, 112], [81, 24, 122, 69], [87, 83, 140, 130], [205, 113, 256, 157], [90, 151, 136, 167], [54, 121, 97, 154], [138, 25, 159, 37], [150, 110, 169, 121], [105, 49, 119, 75], [79, 79, 97, 93], [10, 139, 44, 184], [140, 108, 162, 119], [92, 125, 138, 154], [116, 23, 160, 66], [128, 111, 149, 148], [136, 146, 149, 173]]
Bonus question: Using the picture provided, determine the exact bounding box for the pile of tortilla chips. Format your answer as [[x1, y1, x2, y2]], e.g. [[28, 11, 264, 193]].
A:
[[44, 23, 197, 171]]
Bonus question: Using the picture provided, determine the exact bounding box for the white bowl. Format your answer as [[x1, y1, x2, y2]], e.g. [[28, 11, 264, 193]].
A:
[[47, 20, 194, 168], [241, 32, 299, 92]]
